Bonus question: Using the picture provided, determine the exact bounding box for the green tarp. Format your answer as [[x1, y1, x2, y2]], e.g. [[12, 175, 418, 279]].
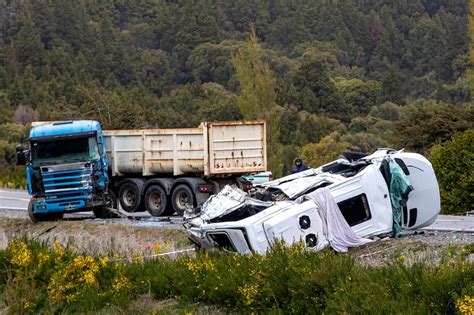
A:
[[389, 160, 413, 237]]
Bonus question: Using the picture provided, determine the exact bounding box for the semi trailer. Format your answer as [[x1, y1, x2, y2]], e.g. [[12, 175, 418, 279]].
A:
[[16, 120, 267, 222]]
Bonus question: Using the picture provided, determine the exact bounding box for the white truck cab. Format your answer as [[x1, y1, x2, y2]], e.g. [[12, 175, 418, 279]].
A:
[[185, 149, 440, 254]]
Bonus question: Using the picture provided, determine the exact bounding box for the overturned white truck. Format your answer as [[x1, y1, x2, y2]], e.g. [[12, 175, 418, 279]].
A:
[[184, 149, 440, 254]]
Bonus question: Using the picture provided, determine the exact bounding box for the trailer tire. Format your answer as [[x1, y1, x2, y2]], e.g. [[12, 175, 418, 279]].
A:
[[145, 185, 168, 217], [118, 179, 144, 212], [171, 184, 195, 215]]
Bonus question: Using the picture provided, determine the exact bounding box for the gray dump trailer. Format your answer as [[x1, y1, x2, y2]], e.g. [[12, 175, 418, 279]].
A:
[[103, 120, 267, 216]]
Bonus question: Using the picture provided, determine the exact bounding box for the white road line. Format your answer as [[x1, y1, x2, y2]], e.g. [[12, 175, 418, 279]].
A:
[[0, 190, 27, 193], [0, 206, 26, 210], [0, 196, 30, 202]]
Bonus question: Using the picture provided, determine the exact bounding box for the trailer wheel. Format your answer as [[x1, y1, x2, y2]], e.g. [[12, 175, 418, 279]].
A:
[[118, 179, 144, 212], [145, 185, 168, 217], [171, 184, 195, 215]]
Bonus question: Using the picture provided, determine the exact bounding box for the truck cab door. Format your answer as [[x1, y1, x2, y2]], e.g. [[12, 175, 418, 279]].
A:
[[330, 167, 393, 238]]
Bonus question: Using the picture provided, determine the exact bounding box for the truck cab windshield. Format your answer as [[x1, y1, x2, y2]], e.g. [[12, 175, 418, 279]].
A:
[[31, 136, 99, 166]]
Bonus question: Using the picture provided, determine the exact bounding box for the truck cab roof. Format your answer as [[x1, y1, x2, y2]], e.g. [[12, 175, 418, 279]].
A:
[[30, 120, 102, 139]]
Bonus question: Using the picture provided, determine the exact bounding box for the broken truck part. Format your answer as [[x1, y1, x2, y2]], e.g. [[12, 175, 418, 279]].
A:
[[184, 149, 441, 253], [17, 120, 268, 222]]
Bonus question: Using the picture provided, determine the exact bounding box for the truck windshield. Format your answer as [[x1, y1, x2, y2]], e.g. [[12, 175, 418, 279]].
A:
[[31, 136, 99, 166]]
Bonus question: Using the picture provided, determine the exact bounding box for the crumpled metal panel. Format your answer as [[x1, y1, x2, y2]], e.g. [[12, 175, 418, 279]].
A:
[[262, 168, 320, 187], [263, 173, 344, 199], [200, 185, 273, 222]]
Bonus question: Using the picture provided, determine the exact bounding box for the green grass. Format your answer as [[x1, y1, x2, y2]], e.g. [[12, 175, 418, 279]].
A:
[[1, 239, 473, 314], [0, 167, 27, 189]]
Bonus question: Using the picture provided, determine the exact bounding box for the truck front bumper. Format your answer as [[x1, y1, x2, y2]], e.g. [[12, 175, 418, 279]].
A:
[[33, 195, 104, 214]]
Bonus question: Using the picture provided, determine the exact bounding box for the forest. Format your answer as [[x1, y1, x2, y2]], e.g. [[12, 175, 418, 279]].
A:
[[0, 0, 472, 213]]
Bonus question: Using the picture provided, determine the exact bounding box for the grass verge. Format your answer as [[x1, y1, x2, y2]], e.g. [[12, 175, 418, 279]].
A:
[[0, 239, 473, 314]]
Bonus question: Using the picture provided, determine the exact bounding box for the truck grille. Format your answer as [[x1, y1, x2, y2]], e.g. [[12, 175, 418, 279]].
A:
[[41, 168, 93, 195]]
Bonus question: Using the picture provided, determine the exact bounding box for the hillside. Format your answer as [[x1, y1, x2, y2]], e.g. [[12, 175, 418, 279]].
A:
[[0, 0, 473, 212]]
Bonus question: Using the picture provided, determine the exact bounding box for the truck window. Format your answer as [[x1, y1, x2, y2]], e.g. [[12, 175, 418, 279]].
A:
[[208, 233, 237, 252], [32, 136, 100, 166], [337, 194, 372, 226]]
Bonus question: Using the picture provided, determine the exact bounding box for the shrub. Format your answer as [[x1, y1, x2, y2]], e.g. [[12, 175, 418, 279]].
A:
[[429, 129, 474, 214], [0, 239, 472, 313], [0, 167, 27, 189]]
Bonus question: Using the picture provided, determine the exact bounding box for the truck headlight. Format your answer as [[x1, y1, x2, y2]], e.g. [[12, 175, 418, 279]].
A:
[[36, 197, 45, 203]]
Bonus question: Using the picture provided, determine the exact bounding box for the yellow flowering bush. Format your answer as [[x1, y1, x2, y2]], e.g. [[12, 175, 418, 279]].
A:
[[0, 239, 472, 314], [456, 296, 474, 315], [48, 255, 99, 304], [9, 240, 32, 267], [112, 273, 132, 293], [53, 240, 64, 258], [238, 283, 259, 306]]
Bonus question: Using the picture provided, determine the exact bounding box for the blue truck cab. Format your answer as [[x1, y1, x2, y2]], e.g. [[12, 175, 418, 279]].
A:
[[17, 120, 113, 221]]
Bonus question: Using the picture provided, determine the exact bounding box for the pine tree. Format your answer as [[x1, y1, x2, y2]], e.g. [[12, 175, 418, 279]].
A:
[[232, 25, 284, 177], [467, 0, 474, 100]]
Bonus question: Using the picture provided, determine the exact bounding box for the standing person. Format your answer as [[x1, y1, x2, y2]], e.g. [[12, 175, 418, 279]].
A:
[[291, 158, 309, 174]]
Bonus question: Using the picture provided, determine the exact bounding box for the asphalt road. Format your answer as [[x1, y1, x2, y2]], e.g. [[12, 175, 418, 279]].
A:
[[0, 189, 184, 227], [0, 189, 472, 232], [0, 189, 29, 211]]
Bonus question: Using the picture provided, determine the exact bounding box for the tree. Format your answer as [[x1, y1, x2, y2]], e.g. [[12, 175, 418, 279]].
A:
[[196, 83, 243, 121], [342, 132, 389, 153], [380, 65, 404, 104], [266, 9, 310, 50], [300, 131, 351, 168], [78, 84, 148, 130], [407, 15, 448, 78], [232, 25, 284, 177], [295, 113, 346, 146], [335, 78, 381, 116], [172, 0, 221, 83], [132, 49, 174, 97], [293, 59, 348, 118], [232, 26, 276, 119], [13, 12, 45, 74], [394, 101, 474, 153], [467, 0, 474, 101], [429, 129, 474, 214], [187, 40, 242, 89], [13, 105, 38, 124], [369, 101, 405, 121]]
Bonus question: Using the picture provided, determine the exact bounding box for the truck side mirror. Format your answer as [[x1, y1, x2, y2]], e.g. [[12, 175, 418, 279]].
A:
[[16, 145, 26, 165]]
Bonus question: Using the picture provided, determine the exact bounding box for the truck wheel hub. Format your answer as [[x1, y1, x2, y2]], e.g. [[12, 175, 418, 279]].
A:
[[150, 192, 162, 208], [124, 189, 136, 206], [177, 193, 189, 208]]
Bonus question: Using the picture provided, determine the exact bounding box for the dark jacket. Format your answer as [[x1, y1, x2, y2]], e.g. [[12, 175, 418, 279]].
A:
[[291, 163, 309, 174]]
